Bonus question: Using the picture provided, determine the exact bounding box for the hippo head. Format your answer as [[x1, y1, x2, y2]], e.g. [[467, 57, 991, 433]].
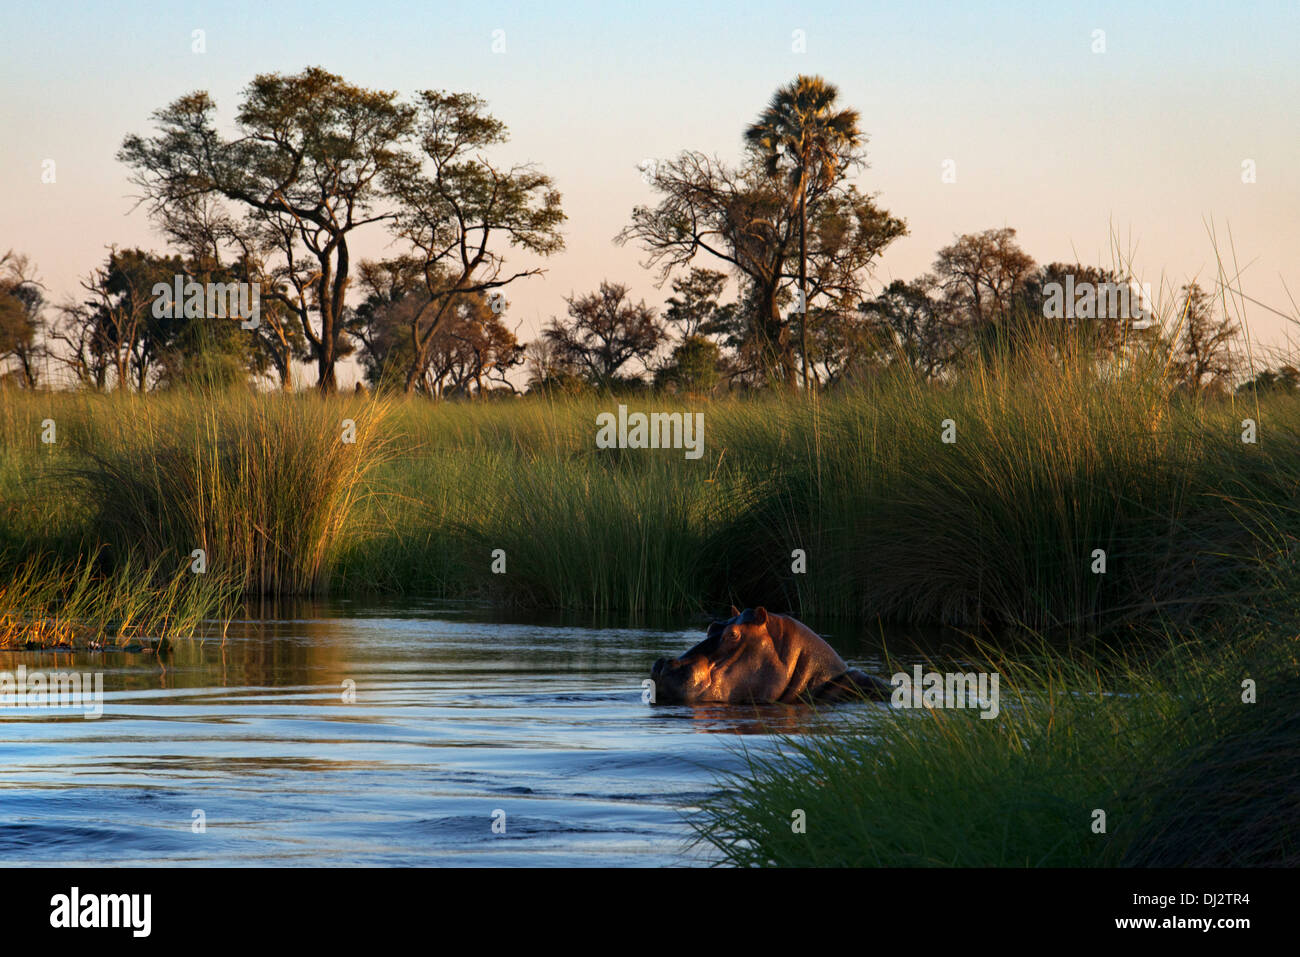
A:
[[649, 606, 850, 704]]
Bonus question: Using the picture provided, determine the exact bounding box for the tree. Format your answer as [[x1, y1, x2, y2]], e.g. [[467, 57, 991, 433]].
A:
[[126, 190, 306, 391], [524, 337, 586, 395], [620, 155, 791, 383], [541, 281, 663, 389], [241, 256, 307, 392], [931, 228, 1037, 361], [385, 92, 565, 394], [790, 304, 871, 385], [655, 267, 732, 394], [1018, 262, 1156, 366], [662, 268, 729, 340], [51, 248, 269, 392], [350, 256, 425, 391], [0, 251, 47, 388], [619, 79, 904, 391], [619, 150, 903, 387], [1237, 364, 1300, 395], [428, 293, 524, 397], [119, 67, 417, 392], [351, 257, 523, 397], [153, 256, 273, 392], [745, 75, 863, 387], [51, 249, 174, 391], [49, 302, 111, 392], [154, 319, 254, 392], [858, 278, 956, 379], [1172, 282, 1239, 391], [655, 335, 725, 395], [701, 280, 772, 386]]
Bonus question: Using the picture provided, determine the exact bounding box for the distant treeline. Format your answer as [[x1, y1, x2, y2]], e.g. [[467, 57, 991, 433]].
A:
[[0, 70, 1284, 397]]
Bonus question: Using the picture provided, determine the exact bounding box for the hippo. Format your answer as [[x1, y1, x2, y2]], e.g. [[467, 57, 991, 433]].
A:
[[649, 606, 892, 705]]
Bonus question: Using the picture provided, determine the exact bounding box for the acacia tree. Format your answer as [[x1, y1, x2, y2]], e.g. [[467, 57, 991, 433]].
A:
[[385, 92, 565, 394], [745, 75, 863, 387], [541, 281, 663, 388], [119, 67, 416, 392]]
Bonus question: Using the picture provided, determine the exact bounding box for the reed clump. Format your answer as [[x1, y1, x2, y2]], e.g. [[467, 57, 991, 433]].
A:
[[58, 391, 396, 596]]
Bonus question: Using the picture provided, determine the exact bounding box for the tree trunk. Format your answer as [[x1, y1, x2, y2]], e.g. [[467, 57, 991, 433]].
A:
[[316, 348, 337, 394], [755, 288, 794, 388], [798, 182, 810, 390]]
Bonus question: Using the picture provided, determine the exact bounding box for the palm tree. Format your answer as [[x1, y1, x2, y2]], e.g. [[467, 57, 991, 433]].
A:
[[745, 75, 862, 388]]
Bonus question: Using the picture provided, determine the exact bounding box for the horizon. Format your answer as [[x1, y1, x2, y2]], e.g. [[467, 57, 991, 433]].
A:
[[3, 0, 1298, 387]]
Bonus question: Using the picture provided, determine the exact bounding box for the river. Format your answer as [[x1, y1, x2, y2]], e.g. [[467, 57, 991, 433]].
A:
[[0, 604, 937, 866]]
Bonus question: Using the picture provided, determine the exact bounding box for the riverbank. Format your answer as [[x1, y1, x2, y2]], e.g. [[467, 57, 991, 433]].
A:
[[690, 587, 1300, 866], [3, 349, 1297, 642]]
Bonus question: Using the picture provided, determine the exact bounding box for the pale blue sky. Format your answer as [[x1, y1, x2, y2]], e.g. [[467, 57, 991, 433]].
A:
[[3, 0, 1298, 383]]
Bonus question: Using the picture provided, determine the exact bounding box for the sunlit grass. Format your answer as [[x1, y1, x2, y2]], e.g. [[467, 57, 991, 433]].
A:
[[3, 338, 1299, 630], [1, 389, 396, 596], [0, 549, 238, 650]]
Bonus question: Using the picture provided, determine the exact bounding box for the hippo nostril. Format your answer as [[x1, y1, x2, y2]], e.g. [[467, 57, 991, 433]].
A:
[[652, 658, 670, 677]]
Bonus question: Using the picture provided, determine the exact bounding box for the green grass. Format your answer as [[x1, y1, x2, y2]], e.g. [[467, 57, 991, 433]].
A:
[[334, 355, 1300, 634], [2, 343, 1299, 634], [1, 390, 396, 596], [688, 600, 1300, 867], [0, 549, 238, 649]]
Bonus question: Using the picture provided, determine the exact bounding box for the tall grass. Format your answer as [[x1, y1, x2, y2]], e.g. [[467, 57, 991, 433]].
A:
[[336, 356, 1300, 630], [0, 390, 396, 596], [0, 550, 238, 649], [688, 603, 1299, 867], [4, 340, 1299, 628], [718, 349, 1300, 628], [332, 394, 751, 611]]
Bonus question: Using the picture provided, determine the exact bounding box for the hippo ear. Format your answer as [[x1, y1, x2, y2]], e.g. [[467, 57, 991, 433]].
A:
[[752, 607, 768, 625], [730, 605, 741, 617]]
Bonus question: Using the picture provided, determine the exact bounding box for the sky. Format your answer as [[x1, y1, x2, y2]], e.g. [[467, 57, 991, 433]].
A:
[[3, 0, 1298, 386]]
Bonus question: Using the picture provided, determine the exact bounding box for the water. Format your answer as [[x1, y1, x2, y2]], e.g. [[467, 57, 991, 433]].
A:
[[0, 605, 923, 866]]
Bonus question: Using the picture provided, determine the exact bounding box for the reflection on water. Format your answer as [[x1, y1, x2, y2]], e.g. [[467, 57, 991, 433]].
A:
[[0, 603, 954, 866]]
